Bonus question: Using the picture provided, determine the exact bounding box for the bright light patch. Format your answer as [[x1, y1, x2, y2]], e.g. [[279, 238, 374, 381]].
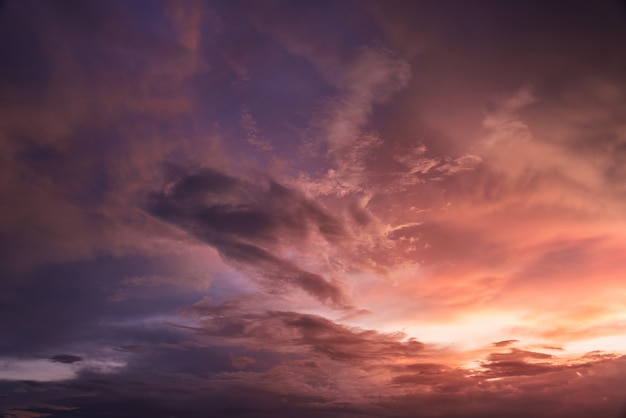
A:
[[399, 310, 528, 351], [565, 334, 626, 355], [0, 358, 77, 382]]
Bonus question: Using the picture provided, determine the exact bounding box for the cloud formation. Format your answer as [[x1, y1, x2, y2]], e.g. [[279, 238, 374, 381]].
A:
[[2, 0, 626, 417], [146, 167, 349, 306]]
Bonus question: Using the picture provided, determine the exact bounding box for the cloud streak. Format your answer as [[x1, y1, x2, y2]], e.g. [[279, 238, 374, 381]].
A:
[[146, 167, 349, 306]]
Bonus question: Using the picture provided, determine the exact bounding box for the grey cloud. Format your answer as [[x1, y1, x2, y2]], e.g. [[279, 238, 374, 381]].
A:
[[49, 355, 83, 364], [150, 167, 345, 243], [281, 312, 424, 361], [4, 332, 626, 418], [147, 167, 348, 306], [183, 303, 424, 362]]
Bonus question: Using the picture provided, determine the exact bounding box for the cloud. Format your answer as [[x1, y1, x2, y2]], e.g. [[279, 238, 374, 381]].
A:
[[183, 300, 425, 361], [0, 0, 221, 275], [317, 47, 411, 151], [482, 87, 535, 146], [230, 354, 256, 369], [435, 154, 482, 175], [263, 18, 412, 197], [146, 167, 349, 306], [240, 109, 274, 151], [394, 142, 439, 176], [0, 358, 77, 382], [2, 1, 626, 417], [2, 276, 626, 417], [48, 355, 83, 364], [492, 339, 519, 347], [6, 343, 626, 418]]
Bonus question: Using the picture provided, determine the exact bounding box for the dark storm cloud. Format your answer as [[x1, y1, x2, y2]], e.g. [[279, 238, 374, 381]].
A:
[[147, 167, 348, 306]]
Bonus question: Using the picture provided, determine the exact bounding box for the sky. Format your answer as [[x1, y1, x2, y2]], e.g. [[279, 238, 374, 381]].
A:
[[1, 0, 626, 417]]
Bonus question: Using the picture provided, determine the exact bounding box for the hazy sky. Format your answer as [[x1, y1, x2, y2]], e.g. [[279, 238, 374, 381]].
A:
[[2, 1, 626, 417]]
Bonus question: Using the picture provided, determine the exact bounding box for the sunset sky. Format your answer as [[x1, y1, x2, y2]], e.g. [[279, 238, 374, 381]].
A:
[[2, 1, 626, 417]]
